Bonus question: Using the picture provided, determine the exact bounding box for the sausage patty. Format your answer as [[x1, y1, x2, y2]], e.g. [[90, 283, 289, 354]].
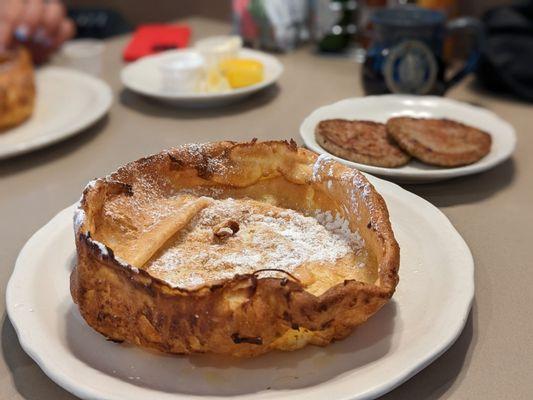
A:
[[386, 117, 492, 167], [315, 119, 410, 168]]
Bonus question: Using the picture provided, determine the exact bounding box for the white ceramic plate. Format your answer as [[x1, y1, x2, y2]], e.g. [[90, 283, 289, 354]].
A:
[[0, 66, 112, 160], [300, 95, 517, 183], [6, 175, 473, 400], [121, 48, 283, 107]]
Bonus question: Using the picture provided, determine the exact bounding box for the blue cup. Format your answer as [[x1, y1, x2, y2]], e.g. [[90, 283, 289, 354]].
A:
[[363, 6, 484, 95]]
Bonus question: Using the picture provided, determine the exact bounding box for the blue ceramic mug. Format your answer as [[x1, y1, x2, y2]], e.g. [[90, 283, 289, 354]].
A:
[[363, 6, 484, 95]]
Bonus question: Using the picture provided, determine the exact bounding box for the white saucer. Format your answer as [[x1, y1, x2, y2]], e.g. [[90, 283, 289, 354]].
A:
[[300, 95, 517, 183], [121, 48, 283, 107], [6, 175, 474, 400], [0, 66, 112, 160]]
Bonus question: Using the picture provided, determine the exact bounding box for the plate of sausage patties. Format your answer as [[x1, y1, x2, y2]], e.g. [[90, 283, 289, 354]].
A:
[[300, 95, 517, 183]]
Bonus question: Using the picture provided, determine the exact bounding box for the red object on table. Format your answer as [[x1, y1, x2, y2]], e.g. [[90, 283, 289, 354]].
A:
[[123, 24, 191, 62]]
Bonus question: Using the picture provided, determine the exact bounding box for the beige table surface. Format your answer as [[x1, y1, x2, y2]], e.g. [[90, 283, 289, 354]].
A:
[[1, 17, 532, 400]]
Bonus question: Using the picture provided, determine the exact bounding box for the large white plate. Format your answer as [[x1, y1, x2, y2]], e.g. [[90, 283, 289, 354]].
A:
[[300, 95, 517, 183], [121, 48, 283, 107], [0, 67, 112, 160], [6, 175, 474, 400]]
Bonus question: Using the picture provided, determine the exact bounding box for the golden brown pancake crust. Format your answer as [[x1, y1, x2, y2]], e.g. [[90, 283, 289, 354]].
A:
[[386, 117, 492, 167], [0, 48, 35, 131], [315, 119, 410, 168]]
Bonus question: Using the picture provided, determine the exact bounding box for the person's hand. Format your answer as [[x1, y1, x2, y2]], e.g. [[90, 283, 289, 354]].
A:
[[0, 0, 75, 63]]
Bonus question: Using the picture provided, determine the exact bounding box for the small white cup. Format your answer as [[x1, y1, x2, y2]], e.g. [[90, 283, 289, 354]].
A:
[[61, 39, 105, 76], [158, 51, 205, 94]]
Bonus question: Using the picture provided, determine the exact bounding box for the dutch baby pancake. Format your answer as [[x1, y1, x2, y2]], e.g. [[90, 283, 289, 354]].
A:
[[71, 140, 400, 357], [0, 48, 35, 131]]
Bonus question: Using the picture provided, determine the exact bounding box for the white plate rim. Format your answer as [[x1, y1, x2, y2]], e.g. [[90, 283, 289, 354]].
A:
[[300, 95, 517, 182], [0, 66, 113, 160], [120, 48, 283, 101], [6, 175, 474, 400]]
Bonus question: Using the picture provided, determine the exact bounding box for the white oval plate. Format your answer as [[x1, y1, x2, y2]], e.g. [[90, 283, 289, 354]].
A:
[[121, 48, 283, 107], [300, 95, 517, 183], [0, 66, 112, 160], [6, 175, 473, 400]]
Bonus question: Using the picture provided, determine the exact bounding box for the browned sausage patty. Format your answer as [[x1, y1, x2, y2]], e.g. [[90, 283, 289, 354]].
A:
[[315, 119, 410, 168], [386, 117, 492, 167]]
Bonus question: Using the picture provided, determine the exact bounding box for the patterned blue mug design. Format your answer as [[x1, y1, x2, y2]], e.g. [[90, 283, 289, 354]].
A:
[[363, 6, 484, 95]]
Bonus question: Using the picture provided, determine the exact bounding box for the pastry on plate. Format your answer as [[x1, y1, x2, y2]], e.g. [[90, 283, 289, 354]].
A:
[[386, 117, 492, 167], [71, 140, 400, 357], [315, 119, 410, 168], [0, 48, 35, 131]]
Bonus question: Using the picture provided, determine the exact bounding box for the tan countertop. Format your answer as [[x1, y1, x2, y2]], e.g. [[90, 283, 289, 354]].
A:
[[1, 17, 532, 400]]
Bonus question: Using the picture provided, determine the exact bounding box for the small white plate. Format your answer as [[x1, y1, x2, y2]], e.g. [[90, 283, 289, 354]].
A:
[[121, 48, 283, 107], [300, 95, 517, 183], [6, 175, 474, 400], [0, 67, 112, 160]]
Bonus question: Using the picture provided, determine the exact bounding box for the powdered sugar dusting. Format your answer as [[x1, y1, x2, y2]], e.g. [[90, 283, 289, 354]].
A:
[[87, 236, 140, 273], [73, 206, 85, 233], [88, 237, 108, 257], [339, 169, 377, 223], [115, 255, 137, 272], [314, 210, 364, 249], [179, 143, 233, 176], [73, 179, 99, 233], [84, 179, 97, 191], [312, 153, 334, 182], [145, 198, 364, 288]]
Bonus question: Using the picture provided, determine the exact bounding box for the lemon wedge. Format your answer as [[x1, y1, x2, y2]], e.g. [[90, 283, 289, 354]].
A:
[[219, 59, 264, 89]]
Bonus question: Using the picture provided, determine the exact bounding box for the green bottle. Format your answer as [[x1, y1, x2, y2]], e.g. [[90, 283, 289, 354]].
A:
[[317, 0, 357, 53]]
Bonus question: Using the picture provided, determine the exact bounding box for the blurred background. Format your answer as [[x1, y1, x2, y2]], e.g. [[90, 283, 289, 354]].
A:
[[62, 0, 510, 25], [58, 0, 532, 100], [2, 0, 530, 100]]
